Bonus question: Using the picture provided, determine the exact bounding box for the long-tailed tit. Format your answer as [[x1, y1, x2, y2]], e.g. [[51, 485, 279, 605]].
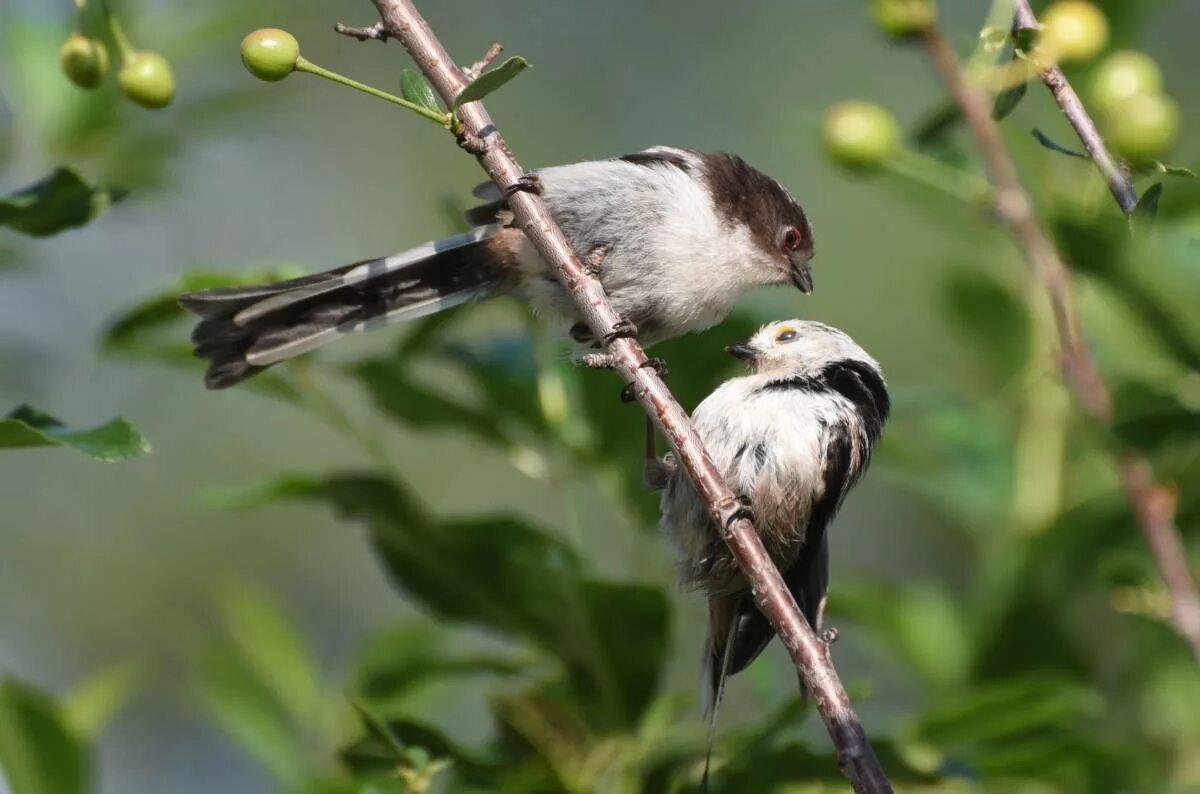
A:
[[178, 147, 814, 388], [654, 319, 888, 733]]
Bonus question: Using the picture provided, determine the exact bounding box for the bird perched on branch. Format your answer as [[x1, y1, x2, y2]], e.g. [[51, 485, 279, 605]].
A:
[[653, 320, 888, 756], [178, 147, 814, 389]]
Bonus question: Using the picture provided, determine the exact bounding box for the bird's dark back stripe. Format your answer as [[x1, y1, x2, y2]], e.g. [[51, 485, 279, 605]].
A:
[[618, 150, 693, 171], [820, 359, 889, 442], [757, 374, 821, 394]]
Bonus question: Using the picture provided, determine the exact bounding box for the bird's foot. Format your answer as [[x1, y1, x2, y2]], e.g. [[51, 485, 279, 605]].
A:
[[619, 357, 667, 403], [725, 495, 755, 528], [602, 318, 638, 346], [821, 627, 840, 645], [503, 173, 543, 197]]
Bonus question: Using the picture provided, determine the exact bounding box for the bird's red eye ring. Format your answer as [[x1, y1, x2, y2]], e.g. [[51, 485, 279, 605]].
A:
[[781, 226, 804, 253]]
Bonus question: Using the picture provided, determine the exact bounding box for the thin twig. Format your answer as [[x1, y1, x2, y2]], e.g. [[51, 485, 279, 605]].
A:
[[466, 41, 504, 80], [921, 25, 1200, 664], [334, 20, 390, 42], [1009, 0, 1139, 215], [364, 1, 895, 790]]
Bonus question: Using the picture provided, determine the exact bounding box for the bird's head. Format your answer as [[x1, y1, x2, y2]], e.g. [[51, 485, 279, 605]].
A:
[[701, 153, 814, 294], [725, 320, 879, 379]]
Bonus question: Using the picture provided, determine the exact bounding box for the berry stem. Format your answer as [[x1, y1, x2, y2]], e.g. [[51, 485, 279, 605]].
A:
[[293, 56, 448, 126], [98, 0, 134, 62], [886, 148, 990, 203]]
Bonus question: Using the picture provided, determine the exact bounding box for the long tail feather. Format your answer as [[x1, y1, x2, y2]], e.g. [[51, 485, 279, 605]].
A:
[[179, 225, 512, 389]]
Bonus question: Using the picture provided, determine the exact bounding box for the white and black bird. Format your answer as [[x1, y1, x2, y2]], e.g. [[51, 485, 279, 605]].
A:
[[656, 319, 889, 711], [178, 147, 814, 388]]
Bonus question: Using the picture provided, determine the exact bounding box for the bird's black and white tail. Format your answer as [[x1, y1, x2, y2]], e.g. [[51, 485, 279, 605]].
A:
[[178, 225, 513, 389]]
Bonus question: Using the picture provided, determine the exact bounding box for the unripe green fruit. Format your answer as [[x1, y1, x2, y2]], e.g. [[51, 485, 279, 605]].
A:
[[241, 28, 300, 82], [1105, 93, 1180, 161], [119, 51, 175, 109], [1038, 1, 1109, 63], [60, 34, 110, 89], [822, 101, 900, 171], [1091, 51, 1162, 115], [871, 0, 937, 38]]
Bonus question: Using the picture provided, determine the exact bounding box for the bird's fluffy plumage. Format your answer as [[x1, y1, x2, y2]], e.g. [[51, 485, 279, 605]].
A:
[[178, 147, 813, 388], [658, 320, 889, 692]]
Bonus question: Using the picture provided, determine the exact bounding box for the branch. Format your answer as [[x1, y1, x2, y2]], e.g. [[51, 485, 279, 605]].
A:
[[333, 20, 390, 42], [465, 41, 503, 80], [920, 25, 1200, 664], [1010, 0, 1139, 215], [364, 1, 895, 790]]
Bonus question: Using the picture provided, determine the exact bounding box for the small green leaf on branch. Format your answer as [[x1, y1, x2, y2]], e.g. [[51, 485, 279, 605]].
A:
[[0, 168, 125, 237], [401, 69, 441, 113], [1031, 128, 1088, 159], [0, 406, 150, 460], [452, 56, 530, 109]]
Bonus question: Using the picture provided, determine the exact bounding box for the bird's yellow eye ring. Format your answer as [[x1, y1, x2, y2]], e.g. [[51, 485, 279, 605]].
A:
[[776, 328, 797, 343]]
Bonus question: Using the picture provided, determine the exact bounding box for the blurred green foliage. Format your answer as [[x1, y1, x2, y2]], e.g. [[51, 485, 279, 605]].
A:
[[2, 0, 1200, 793]]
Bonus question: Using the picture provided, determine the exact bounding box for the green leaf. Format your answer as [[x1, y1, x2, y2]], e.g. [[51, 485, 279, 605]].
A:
[[1031, 128, 1088, 159], [829, 580, 972, 688], [342, 712, 499, 783], [991, 54, 1028, 121], [1131, 182, 1164, 234], [0, 405, 151, 460], [267, 473, 670, 730], [351, 359, 508, 446], [1053, 215, 1200, 370], [0, 167, 125, 237], [1131, 159, 1197, 180], [1012, 25, 1039, 54], [400, 69, 440, 113], [62, 666, 138, 740], [190, 647, 310, 788], [911, 100, 962, 149], [1147, 161, 1197, 178], [1112, 380, 1200, 450], [904, 675, 1112, 783], [355, 624, 527, 702], [452, 57, 530, 109], [941, 269, 1030, 386], [0, 678, 88, 794], [217, 586, 320, 726]]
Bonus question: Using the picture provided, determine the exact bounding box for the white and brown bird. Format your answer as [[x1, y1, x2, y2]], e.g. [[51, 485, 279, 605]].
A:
[[655, 320, 889, 712], [178, 147, 814, 388]]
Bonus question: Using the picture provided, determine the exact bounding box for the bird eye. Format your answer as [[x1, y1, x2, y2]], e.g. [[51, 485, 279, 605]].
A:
[[776, 328, 797, 343], [780, 226, 805, 253]]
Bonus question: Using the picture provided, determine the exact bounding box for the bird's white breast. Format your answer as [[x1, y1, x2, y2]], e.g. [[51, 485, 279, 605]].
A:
[[661, 376, 853, 593], [511, 157, 771, 344]]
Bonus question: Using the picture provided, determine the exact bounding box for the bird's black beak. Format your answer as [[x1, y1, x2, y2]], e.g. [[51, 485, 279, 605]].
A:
[[725, 342, 760, 361], [789, 252, 814, 294]]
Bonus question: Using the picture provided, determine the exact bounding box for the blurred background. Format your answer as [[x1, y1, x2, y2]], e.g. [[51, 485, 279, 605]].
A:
[[1, 1, 1198, 792]]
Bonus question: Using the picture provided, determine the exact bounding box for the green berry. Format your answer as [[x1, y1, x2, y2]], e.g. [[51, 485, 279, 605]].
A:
[[60, 33, 110, 89], [1038, 1, 1109, 63], [240, 28, 300, 82], [1091, 51, 1163, 115], [871, 0, 937, 39], [119, 51, 175, 108], [1105, 93, 1180, 161], [822, 101, 900, 171]]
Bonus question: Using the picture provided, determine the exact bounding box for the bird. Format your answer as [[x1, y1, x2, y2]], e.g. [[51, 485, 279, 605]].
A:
[[652, 319, 888, 780], [177, 147, 814, 389]]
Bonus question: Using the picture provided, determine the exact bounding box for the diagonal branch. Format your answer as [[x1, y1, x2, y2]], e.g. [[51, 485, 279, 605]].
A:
[[364, 1, 895, 790], [1010, 0, 1138, 215], [920, 24, 1200, 665]]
